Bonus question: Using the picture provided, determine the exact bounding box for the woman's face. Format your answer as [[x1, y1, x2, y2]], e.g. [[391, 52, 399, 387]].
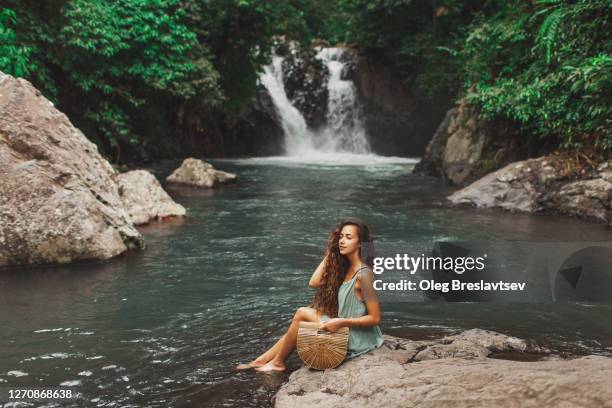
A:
[[338, 224, 360, 256]]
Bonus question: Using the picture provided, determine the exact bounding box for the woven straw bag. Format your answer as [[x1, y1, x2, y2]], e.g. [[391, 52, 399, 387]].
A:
[[296, 321, 349, 370]]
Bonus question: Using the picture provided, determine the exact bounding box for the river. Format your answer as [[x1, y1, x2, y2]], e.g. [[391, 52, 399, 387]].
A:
[[1, 155, 611, 407]]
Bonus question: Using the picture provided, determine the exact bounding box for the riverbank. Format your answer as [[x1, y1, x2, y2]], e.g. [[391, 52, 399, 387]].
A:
[[274, 329, 612, 408], [413, 99, 611, 226]]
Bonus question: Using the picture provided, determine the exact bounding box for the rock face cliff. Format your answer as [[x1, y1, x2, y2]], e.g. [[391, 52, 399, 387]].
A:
[[354, 58, 447, 157], [178, 89, 285, 158], [274, 329, 612, 408], [281, 46, 329, 130], [414, 99, 524, 185], [0, 71, 144, 267]]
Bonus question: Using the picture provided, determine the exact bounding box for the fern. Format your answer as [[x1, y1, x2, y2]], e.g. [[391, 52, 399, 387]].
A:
[[537, 7, 565, 64]]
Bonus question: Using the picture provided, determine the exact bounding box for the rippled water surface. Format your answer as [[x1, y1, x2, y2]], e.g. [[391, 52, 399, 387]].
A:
[[1, 155, 611, 407]]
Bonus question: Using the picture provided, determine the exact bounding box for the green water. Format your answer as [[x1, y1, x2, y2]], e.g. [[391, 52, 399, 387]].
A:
[[1, 155, 611, 407]]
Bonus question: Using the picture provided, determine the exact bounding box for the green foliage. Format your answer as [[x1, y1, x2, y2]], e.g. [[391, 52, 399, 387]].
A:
[[338, 0, 611, 154], [56, 0, 223, 160], [463, 0, 611, 152], [537, 7, 563, 64], [2, 0, 329, 162], [0, 8, 32, 77], [3, 0, 610, 161], [338, 0, 482, 100]]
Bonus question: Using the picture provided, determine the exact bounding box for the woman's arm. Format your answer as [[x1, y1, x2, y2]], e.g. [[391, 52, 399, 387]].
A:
[[308, 254, 328, 288], [341, 299, 381, 327], [321, 301, 380, 331]]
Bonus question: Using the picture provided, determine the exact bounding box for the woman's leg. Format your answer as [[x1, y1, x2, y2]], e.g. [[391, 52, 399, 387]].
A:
[[236, 335, 286, 369], [253, 334, 285, 363], [255, 307, 320, 372], [236, 307, 320, 370]]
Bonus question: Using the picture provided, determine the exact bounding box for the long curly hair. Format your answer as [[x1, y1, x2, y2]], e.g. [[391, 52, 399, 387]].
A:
[[309, 218, 374, 317]]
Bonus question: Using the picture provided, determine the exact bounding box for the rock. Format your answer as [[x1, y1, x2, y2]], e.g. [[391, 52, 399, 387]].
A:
[[354, 56, 445, 157], [447, 158, 549, 212], [0, 71, 144, 267], [165, 158, 237, 188], [414, 99, 526, 185], [442, 110, 487, 185], [274, 329, 612, 408], [413, 107, 457, 177], [282, 45, 329, 129], [116, 170, 186, 225], [544, 161, 612, 225], [449, 155, 612, 224], [413, 329, 548, 361], [221, 89, 286, 157], [173, 84, 285, 158]]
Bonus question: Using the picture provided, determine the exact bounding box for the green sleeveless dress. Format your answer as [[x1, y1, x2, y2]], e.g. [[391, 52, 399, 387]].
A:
[[320, 265, 384, 360]]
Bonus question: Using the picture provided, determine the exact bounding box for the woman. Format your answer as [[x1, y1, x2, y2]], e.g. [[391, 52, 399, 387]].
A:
[[237, 218, 384, 372]]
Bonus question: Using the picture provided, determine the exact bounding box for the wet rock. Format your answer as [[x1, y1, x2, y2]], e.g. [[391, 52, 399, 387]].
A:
[[116, 170, 186, 225], [0, 71, 144, 268], [448, 156, 612, 224], [165, 158, 237, 188], [275, 329, 612, 408], [413, 329, 549, 361], [282, 46, 329, 129]]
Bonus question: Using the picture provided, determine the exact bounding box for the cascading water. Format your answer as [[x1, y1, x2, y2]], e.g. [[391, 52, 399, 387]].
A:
[[258, 47, 371, 157], [258, 56, 317, 155], [316, 47, 371, 154]]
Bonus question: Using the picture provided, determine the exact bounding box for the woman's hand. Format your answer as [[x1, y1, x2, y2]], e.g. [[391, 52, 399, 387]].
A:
[[309, 254, 328, 288], [320, 318, 345, 333]]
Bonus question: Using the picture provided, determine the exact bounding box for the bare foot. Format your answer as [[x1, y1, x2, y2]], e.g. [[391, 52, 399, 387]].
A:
[[236, 359, 266, 370], [255, 361, 286, 372]]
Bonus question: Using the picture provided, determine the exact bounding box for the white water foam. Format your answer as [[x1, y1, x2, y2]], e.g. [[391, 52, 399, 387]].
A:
[[259, 47, 374, 157], [259, 56, 317, 155], [315, 47, 370, 154], [221, 153, 419, 168]]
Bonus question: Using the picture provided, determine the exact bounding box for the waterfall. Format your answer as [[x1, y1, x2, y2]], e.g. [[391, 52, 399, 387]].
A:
[[315, 47, 371, 154], [258, 56, 316, 155], [258, 47, 371, 156]]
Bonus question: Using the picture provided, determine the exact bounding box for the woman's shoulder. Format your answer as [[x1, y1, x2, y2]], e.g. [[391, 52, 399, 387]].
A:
[[357, 264, 374, 279]]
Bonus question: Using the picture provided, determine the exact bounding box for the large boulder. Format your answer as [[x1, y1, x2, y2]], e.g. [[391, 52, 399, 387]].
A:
[[544, 161, 612, 224], [442, 107, 487, 185], [0, 72, 144, 267], [116, 170, 186, 225], [447, 157, 557, 212], [448, 155, 612, 224], [414, 99, 525, 185], [165, 158, 237, 188], [275, 329, 612, 408]]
